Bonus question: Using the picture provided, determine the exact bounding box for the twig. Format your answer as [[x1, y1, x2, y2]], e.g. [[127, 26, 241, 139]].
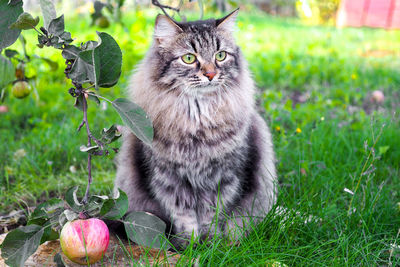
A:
[[151, 0, 180, 18], [77, 120, 85, 132], [82, 95, 92, 205]]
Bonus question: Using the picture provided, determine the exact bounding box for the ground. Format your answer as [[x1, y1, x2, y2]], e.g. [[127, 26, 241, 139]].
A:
[[0, 8, 399, 266]]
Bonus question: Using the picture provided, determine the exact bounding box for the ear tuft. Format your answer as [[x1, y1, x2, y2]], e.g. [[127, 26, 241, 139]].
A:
[[154, 14, 183, 45], [216, 8, 239, 33]]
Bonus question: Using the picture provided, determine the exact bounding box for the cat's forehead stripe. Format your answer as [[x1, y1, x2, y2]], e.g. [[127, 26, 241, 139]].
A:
[[190, 40, 198, 53], [188, 31, 221, 56]]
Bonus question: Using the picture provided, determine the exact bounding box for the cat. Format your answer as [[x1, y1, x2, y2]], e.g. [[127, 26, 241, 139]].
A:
[[114, 9, 277, 247]]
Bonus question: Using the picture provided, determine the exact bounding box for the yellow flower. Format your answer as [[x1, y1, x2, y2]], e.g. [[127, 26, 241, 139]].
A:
[[275, 126, 281, 132], [296, 127, 302, 134], [351, 73, 357, 80]]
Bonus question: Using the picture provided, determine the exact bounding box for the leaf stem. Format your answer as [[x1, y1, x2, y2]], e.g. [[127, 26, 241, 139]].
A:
[[86, 91, 113, 104], [32, 26, 44, 36]]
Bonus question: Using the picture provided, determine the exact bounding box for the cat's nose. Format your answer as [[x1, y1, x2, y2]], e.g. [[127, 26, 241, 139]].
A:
[[204, 71, 216, 81]]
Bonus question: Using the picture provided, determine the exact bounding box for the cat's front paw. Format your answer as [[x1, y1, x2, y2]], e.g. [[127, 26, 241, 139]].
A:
[[169, 233, 196, 251]]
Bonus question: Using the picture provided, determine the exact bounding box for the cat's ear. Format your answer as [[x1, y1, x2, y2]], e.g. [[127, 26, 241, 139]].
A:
[[154, 14, 183, 46], [216, 8, 239, 33]]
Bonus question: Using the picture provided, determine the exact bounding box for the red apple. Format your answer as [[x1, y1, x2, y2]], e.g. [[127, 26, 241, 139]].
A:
[[0, 105, 8, 113], [60, 218, 110, 265], [370, 90, 384, 104]]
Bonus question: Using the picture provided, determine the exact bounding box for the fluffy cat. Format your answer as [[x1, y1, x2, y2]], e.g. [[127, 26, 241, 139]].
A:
[[115, 10, 277, 247]]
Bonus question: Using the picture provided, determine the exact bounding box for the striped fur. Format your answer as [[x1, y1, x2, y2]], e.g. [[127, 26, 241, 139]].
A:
[[115, 11, 277, 247]]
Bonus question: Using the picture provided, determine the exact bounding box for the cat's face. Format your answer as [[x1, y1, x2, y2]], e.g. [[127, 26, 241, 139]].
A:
[[152, 10, 242, 95]]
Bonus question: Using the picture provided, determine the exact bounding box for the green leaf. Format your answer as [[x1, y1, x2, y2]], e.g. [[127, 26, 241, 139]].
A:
[[0, 0, 23, 49], [1, 224, 44, 267], [100, 189, 128, 220], [29, 198, 64, 224], [40, 220, 59, 243], [5, 49, 19, 58], [9, 12, 39, 30], [74, 94, 84, 110], [80, 145, 99, 153], [92, 32, 122, 89], [100, 124, 121, 144], [88, 94, 100, 105], [112, 98, 153, 146], [86, 195, 108, 217], [65, 186, 83, 212], [379, 146, 390, 155], [58, 212, 67, 228], [0, 55, 15, 89], [81, 40, 98, 50], [61, 45, 81, 60], [68, 57, 93, 84], [39, 0, 57, 29], [48, 15, 64, 36], [63, 209, 79, 221], [59, 31, 73, 43], [123, 211, 168, 249]]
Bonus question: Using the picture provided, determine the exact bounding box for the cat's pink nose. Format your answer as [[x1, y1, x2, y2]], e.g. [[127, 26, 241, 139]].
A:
[[204, 71, 216, 81]]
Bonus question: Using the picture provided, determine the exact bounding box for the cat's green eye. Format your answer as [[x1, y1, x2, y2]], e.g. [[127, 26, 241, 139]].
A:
[[181, 53, 197, 64], [215, 51, 227, 61]]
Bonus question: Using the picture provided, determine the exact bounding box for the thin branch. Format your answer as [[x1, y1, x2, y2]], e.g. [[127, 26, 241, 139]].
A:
[[151, 0, 180, 19], [82, 95, 92, 205], [77, 120, 85, 132]]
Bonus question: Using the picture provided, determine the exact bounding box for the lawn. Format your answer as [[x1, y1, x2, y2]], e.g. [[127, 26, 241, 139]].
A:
[[1, 7, 400, 266]]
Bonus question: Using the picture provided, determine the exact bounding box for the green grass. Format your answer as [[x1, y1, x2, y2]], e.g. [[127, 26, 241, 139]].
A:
[[1, 8, 399, 266]]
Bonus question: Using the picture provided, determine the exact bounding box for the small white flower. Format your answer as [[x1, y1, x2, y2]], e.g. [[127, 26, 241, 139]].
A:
[[69, 165, 77, 173], [344, 188, 354, 195], [13, 148, 27, 160]]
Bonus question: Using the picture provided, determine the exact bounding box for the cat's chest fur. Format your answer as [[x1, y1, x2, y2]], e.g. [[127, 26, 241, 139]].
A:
[[144, 93, 252, 208], [151, 93, 251, 163]]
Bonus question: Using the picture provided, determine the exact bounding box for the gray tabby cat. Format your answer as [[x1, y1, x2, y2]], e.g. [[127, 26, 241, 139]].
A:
[[115, 10, 277, 247]]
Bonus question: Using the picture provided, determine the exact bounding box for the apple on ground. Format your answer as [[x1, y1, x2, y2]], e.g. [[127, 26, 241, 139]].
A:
[[60, 218, 110, 265], [370, 90, 384, 104]]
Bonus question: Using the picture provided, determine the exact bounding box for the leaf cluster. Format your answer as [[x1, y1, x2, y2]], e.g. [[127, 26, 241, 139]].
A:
[[0, 2, 164, 265], [0, 188, 169, 267], [90, 0, 126, 26], [1, 0, 153, 144]]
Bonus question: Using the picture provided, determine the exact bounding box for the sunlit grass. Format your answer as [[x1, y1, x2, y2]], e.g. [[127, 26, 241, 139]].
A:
[[0, 9, 399, 265]]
